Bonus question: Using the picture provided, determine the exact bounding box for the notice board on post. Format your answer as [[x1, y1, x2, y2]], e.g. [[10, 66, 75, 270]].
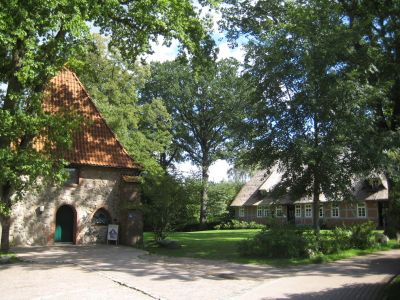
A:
[[107, 224, 119, 245]]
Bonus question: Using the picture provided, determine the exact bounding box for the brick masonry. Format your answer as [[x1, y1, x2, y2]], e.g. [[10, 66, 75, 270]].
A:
[[3, 166, 142, 246], [235, 201, 384, 228]]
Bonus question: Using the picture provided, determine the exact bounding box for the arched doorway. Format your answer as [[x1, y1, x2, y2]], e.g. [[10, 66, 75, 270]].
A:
[[55, 205, 75, 243]]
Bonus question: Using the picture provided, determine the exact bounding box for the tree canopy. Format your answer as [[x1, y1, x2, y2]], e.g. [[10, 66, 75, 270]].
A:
[[0, 0, 216, 251], [74, 35, 173, 175], [139, 58, 247, 225], [220, 0, 386, 231]]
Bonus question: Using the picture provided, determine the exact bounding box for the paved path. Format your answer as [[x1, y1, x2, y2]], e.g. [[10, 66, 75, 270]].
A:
[[0, 263, 152, 300], [3, 245, 400, 300]]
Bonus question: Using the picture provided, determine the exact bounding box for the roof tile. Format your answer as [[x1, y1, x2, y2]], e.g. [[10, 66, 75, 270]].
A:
[[42, 68, 140, 170]]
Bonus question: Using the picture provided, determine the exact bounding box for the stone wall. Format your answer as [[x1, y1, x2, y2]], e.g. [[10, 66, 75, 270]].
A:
[[9, 166, 142, 246]]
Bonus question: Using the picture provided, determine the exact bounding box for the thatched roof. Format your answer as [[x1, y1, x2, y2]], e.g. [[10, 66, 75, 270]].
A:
[[353, 177, 388, 201], [231, 168, 388, 207], [230, 169, 271, 206]]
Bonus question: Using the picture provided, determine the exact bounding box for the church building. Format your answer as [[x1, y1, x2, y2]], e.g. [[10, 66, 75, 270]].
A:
[[4, 68, 143, 246]]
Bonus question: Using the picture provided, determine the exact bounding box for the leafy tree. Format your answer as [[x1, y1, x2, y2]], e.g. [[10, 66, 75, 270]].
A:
[[142, 173, 187, 241], [74, 35, 172, 175], [176, 177, 243, 228], [337, 0, 400, 236], [221, 0, 375, 232], [0, 0, 216, 251], [207, 181, 242, 223], [139, 59, 247, 226]]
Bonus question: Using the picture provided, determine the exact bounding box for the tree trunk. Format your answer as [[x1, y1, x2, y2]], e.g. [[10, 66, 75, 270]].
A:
[[384, 173, 399, 238], [0, 183, 12, 252], [199, 163, 209, 229], [312, 176, 320, 234], [0, 216, 11, 253]]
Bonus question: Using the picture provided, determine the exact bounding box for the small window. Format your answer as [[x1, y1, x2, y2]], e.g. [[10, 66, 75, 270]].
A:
[[239, 207, 245, 217], [295, 205, 301, 217], [264, 208, 270, 217], [92, 208, 111, 225], [357, 203, 367, 218], [305, 204, 312, 218], [257, 206, 263, 218], [64, 168, 79, 185], [276, 205, 283, 217], [257, 206, 269, 217], [319, 205, 324, 218], [331, 203, 340, 218]]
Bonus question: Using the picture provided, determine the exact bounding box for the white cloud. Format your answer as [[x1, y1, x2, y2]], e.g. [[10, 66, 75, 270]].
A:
[[175, 161, 199, 177], [175, 159, 231, 182], [217, 42, 245, 62], [209, 159, 231, 182], [142, 5, 246, 64], [143, 36, 245, 63], [142, 37, 180, 63]]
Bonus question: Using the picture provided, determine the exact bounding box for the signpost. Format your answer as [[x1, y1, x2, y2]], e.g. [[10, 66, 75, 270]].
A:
[[107, 224, 119, 245]]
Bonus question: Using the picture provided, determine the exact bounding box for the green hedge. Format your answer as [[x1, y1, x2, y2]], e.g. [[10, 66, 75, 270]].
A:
[[214, 219, 266, 230], [238, 221, 377, 259]]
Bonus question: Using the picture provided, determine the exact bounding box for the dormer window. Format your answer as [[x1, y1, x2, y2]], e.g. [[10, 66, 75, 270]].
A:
[[365, 178, 383, 190]]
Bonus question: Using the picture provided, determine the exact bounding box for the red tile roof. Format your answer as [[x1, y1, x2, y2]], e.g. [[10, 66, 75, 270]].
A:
[[42, 68, 140, 170]]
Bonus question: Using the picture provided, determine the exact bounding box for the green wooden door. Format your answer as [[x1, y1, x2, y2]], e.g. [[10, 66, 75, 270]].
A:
[[54, 205, 74, 242]]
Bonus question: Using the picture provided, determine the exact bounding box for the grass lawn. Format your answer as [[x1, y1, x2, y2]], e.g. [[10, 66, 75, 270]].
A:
[[144, 229, 400, 266], [144, 229, 260, 262]]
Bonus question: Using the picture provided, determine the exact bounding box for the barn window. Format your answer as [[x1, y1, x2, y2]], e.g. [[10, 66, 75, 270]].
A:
[[276, 205, 283, 217], [357, 203, 367, 218], [257, 206, 269, 217], [239, 207, 245, 217], [92, 208, 111, 225], [257, 206, 263, 218], [295, 205, 301, 217], [305, 204, 312, 218], [331, 203, 340, 218]]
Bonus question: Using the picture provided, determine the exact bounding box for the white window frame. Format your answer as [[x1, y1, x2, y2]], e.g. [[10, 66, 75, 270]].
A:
[[295, 204, 301, 218], [276, 205, 283, 217], [305, 204, 312, 218], [257, 206, 263, 218], [319, 205, 324, 218], [257, 206, 270, 217], [331, 203, 340, 218], [357, 203, 367, 218], [239, 207, 245, 217]]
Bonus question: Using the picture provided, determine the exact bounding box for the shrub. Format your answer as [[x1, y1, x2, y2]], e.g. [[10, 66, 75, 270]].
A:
[[238, 221, 379, 260], [349, 221, 377, 249], [214, 220, 266, 230], [318, 223, 375, 254], [238, 225, 309, 258], [330, 226, 352, 252]]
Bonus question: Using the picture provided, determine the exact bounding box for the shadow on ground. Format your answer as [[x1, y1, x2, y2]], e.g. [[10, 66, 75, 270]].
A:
[[8, 246, 400, 300], [269, 282, 385, 300]]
